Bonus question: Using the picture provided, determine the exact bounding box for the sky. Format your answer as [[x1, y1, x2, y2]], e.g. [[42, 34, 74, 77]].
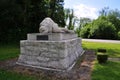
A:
[[64, 0, 120, 19]]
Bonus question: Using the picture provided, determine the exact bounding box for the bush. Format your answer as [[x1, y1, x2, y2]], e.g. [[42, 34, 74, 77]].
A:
[[80, 24, 91, 38], [97, 54, 108, 63], [118, 31, 120, 40], [98, 49, 106, 53], [90, 18, 116, 39], [80, 16, 117, 39]]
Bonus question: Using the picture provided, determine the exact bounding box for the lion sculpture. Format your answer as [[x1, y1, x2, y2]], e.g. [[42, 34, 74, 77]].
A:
[[39, 17, 74, 34]]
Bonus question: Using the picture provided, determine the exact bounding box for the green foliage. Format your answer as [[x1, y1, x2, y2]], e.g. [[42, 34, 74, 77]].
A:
[[92, 61, 120, 80], [108, 9, 120, 19], [0, 0, 65, 44], [118, 31, 120, 39], [49, 0, 65, 27], [80, 16, 117, 39], [107, 14, 120, 32], [82, 41, 120, 57], [79, 17, 92, 28], [76, 17, 91, 37], [91, 16, 116, 39], [80, 8, 120, 40], [99, 7, 109, 16], [80, 24, 91, 38], [75, 28, 81, 37]]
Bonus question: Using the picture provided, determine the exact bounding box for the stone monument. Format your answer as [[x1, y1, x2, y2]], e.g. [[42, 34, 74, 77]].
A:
[[17, 17, 84, 71]]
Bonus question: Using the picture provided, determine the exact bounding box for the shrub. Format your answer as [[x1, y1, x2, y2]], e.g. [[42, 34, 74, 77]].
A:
[[90, 18, 116, 39], [80, 16, 117, 39], [80, 24, 91, 38], [118, 31, 120, 39], [97, 49, 106, 53], [97, 54, 108, 63]]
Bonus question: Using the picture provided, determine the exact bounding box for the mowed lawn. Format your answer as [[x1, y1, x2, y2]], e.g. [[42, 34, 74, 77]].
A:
[[0, 41, 120, 80], [0, 44, 38, 80], [82, 41, 120, 57], [82, 41, 120, 80], [92, 61, 120, 80], [0, 69, 37, 80]]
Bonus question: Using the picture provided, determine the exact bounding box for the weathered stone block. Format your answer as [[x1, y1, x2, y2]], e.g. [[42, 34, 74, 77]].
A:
[[17, 33, 84, 71]]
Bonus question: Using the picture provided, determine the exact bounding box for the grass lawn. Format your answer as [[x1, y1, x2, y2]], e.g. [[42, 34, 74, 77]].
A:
[[82, 41, 120, 80], [0, 41, 120, 80], [0, 44, 38, 80], [82, 41, 120, 57], [92, 61, 120, 80], [0, 44, 19, 61], [0, 69, 37, 80]]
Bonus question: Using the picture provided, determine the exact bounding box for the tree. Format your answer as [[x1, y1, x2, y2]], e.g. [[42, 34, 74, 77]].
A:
[[64, 8, 77, 30], [75, 17, 91, 37], [0, 0, 65, 44], [99, 7, 120, 32], [80, 24, 91, 38], [108, 9, 120, 19], [90, 16, 116, 39], [79, 17, 92, 28], [107, 9, 120, 32], [80, 7, 120, 40], [0, 0, 23, 43], [99, 7, 109, 16], [49, 0, 65, 27], [80, 16, 117, 39], [118, 31, 120, 40]]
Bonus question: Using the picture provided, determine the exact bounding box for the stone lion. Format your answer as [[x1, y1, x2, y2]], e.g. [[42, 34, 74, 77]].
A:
[[39, 17, 74, 34]]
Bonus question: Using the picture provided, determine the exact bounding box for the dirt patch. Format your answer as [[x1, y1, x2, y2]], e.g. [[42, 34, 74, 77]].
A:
[[0, 50, 96, 80]]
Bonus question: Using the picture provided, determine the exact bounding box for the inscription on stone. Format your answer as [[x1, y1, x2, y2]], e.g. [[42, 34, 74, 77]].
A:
[[37, 35, 48, 40]]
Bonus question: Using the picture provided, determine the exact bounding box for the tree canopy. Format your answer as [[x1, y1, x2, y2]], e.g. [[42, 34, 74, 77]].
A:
[[80, 8, 120, 40], [0, 0, 65, 44]]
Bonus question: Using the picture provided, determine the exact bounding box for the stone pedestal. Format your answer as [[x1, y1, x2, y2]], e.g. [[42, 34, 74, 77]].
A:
[[17, 33, 84, 71]]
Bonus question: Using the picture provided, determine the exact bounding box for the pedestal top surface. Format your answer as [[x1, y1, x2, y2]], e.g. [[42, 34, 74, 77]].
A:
[[27, 33, 78, 41]]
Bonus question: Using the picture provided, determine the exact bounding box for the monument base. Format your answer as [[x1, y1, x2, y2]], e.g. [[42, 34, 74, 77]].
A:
[[17, 33, 84, 71]]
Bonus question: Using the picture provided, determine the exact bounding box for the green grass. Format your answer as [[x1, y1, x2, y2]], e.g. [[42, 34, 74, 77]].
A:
[[83, 41, 120, 80], [92, 61, 120, 80], [0, 69, 37, 80], [0, 44, 19, 61], [0, 42, 120, 80], [82, 41, 120, 57]]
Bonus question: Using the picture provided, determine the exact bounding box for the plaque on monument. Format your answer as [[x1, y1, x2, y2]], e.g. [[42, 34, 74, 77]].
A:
[[37, 35, 48, 40]]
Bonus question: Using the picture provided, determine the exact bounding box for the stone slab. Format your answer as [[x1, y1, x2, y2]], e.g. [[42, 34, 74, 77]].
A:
[[27, 33, 77, 41], [17, 38, 84, 71]]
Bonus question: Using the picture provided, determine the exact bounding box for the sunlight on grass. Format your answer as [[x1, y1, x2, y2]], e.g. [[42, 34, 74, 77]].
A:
[[82, 41, 120, 57], [92, 61, 120, 80]]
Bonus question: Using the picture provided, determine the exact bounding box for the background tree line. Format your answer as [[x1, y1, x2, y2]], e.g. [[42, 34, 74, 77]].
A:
[[0, 0, 65, 44], [80, 7, 120, 40], [0, 0, 120, 45], [65, 7, 120, 40]]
